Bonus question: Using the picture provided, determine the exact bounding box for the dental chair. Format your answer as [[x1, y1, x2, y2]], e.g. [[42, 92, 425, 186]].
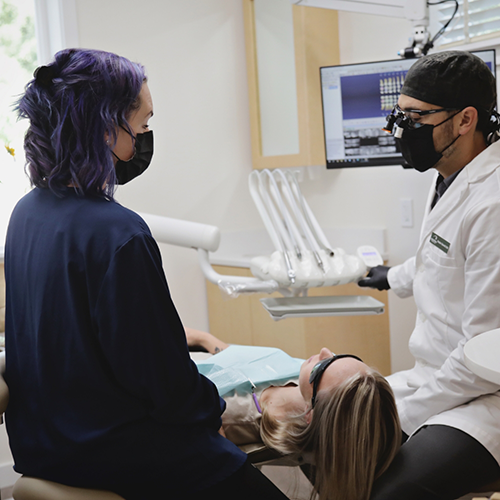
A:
[[0, 352, 124, 500], [12, 479, 124, 500]]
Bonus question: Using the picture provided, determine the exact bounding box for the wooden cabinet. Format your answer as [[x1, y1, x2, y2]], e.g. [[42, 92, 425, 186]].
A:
[[243, 0, 339, 170], [207, 265, 391, 376]]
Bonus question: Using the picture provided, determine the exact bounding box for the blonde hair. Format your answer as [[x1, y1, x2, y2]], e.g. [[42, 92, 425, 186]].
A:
[[260, 370, 401, 500]]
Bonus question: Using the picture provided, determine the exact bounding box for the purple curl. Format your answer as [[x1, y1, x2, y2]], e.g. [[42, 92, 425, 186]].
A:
[[15, 48, 147, 199]]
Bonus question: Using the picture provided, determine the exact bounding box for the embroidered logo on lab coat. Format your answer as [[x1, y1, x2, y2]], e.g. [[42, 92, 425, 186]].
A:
[[430, 232, 450, 254]]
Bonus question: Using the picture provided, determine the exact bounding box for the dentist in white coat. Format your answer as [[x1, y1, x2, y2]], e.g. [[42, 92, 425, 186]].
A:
[[359, 51, 500, 500]]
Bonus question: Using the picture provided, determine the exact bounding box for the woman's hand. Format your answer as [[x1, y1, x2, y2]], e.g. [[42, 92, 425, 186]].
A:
[[185, 328, 229, 355]]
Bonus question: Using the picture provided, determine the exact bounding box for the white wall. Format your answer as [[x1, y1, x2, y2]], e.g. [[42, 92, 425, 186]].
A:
[[73, 1, 429, 373], [75, 0, 263, 331]]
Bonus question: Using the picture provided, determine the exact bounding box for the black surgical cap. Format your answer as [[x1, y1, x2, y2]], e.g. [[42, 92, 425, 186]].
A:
[[401, 50, 497, 113]]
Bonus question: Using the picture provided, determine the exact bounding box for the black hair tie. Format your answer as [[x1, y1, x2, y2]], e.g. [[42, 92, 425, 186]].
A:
[[34, 65, 56, 88], [487, 110, 500, 144]]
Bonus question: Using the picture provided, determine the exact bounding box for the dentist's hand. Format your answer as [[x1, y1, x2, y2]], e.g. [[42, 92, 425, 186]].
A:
[[358, 265, 391, 290]]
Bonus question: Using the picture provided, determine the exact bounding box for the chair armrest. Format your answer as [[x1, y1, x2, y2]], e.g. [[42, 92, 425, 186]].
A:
[[13, 476, 125, 500]]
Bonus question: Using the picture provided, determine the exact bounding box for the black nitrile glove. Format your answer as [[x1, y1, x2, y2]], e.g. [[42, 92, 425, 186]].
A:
[[358, 265, 391, 291]]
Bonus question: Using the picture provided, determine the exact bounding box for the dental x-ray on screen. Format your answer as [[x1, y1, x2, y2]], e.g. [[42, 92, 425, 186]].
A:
[[320, 49, 496, 169]]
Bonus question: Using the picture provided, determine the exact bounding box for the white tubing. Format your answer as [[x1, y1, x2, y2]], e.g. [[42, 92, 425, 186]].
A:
[[303, 199, 333, 250], [281, 173, 322, 255], [257, 171, 289, 253], [249, 172, 282, 251], [273, 170, 308, 254], [287, 172, 332, 252], [285, 171, 332, 251], [263, 170, 296, 253]]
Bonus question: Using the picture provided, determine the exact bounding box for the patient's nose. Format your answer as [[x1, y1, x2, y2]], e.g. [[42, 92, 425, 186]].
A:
[[319, 347, 333, 360]]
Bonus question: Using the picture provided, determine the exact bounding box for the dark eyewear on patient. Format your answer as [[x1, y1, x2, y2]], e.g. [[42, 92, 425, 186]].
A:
[[309, 354, 363, 408]]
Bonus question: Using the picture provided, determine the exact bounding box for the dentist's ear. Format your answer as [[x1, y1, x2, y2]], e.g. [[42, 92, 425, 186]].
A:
[[458, 106, 478, 136]]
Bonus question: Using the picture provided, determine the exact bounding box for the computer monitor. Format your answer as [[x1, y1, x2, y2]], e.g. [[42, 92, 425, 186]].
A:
[[320, 49, 496, 169]]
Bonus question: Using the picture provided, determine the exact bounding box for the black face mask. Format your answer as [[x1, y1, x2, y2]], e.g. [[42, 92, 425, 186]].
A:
[[113, 129, 154, 185], [395, 113, 460, 173]]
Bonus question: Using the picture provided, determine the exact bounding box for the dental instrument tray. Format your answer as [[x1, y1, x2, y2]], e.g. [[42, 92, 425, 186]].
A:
[[260, 295, 385, 321]]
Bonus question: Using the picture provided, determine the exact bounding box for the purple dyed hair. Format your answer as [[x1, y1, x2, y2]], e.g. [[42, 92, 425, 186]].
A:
[[16, 48, 147, 198]]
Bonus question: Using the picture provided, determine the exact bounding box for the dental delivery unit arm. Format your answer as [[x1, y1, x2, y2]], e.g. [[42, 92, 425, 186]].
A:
[[138, 212, 281, 295], [138, 170, 385, 319]]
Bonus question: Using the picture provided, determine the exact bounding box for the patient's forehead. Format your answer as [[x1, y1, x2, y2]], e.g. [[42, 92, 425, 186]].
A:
[[300, 356, 368, 402], [319, 358, 368, 392]]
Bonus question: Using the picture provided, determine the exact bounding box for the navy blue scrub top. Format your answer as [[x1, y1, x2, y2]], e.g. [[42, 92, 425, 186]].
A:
[[4, 187, 245, 498]]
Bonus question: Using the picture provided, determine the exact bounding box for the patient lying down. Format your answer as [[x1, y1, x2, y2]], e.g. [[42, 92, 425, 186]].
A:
[[185, 328, 401, 500]]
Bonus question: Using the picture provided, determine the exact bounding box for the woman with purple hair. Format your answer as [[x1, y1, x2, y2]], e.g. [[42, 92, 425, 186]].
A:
[[3, 49, 288, 500]]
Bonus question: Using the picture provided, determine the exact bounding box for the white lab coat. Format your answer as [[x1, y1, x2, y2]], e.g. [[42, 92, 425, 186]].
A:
[[387, 140, 500, 464]]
